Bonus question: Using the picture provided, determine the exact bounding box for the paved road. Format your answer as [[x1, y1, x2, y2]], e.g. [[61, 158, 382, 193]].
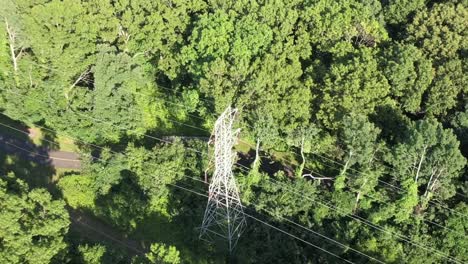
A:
[[0, 134, 81, 169], [48, 150, 81, 169]]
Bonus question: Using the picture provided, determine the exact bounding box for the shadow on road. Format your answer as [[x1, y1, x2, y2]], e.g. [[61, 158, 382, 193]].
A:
[[0, 114, 57, 191]]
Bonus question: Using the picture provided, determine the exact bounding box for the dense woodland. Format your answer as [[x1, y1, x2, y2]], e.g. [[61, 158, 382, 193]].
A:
[[0, 0, 467, 263]]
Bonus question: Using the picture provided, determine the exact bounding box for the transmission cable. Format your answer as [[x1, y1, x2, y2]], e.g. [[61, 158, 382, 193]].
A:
[[0, 120, 363, 264]]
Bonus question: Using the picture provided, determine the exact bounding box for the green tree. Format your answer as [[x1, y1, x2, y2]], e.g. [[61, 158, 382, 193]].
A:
[[382, 43, 433, 113], [435, 203, 468, 260], [333, 114, 382, 213], [316, 48, 391, 129], [126, 140, 188, 216], [19, 0, 117, 83], [145, 243, 181, 264], [180, 1, 312, 148], [78, 244, 106, 264], [388, 119, 466, 203], [114, 0, 205, 79], [423, 58, 467, 116], [58, 173, 96, 209], [407, 2, 467, 62], [86, 148, 127, 196], [0, 174, 70, 264], [94, 179, 147, 232], [303, 0, 387, 49], [383, 0, 426, 24], [286, 123, 326, 177], [0, 0, 24, 80], [451, 109, 468, 155], [406, 2, 467, 116]]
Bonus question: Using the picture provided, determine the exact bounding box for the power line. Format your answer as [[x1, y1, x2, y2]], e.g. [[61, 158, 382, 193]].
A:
[[181, 174, 385, 263], [254, 171, 465, 263], [0, 121, 361, 263], [5, 87, 466, 238], [2, 116, 464, 246], [13, 60, 468, 201], [72, 217, 146, 255], [166, 183, 357, 264], [329, 133, 468, 200], [0, 118, 462, 264], [128, 86, 465, 202], [86, 90, 468, 213], [72, 91, 465, 210], [6, 86, 466, 235], [295, 165, 468, 238], [62, 93, 465, 217], [310, 153, 468, 220], [0, 115, 391, 263], [3, 73, 466, 257], [12, 59, 468, 205], [4, 129, 461, 263]]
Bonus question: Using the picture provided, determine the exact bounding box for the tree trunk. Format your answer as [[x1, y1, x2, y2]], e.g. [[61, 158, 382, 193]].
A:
[[354, 192, 362, 212], [354, 177, 369, 212], [252, 138, 260, 169], [298, 136, 305, 177], [415, 145, 427, 183], [65, 69, 90, 101], [424, 168, 443, 198], [302, 174, 332, 180], [341, 151, 353, 176], [368, 145, 379, 164], [5, 20, 18, 72]]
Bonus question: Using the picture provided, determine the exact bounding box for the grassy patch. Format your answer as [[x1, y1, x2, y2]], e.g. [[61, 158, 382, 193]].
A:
[[270, 150, 299, 166], [235, 137, 299, 166], [235, 139, 252, 154], [56, 135, 77, 152], [29, 127, 44, 145]]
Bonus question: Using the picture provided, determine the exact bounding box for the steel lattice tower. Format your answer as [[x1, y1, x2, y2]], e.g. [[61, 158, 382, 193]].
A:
[[199, 106, 246, 252]]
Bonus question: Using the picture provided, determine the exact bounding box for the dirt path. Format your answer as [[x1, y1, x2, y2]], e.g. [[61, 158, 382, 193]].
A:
[[69, 210, 147, 256]]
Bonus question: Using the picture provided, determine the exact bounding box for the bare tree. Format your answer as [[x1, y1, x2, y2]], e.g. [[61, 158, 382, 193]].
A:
[[4, 18, 23, 72], [414, 145, 427, 183], [64, 68, 91, 101], [252, 138, 261, 169], [424, 167, 444, 198], [302, 174, 333, 181]]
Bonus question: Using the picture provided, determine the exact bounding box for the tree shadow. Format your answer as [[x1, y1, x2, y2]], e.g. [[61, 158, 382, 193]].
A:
[[130, 175, 227, 263], [370, 104, 411, 144], [93, 172, 148, 233], [0, 113, 30, 142], [38, 124, 61, 150], [0, 114, 57, 192]]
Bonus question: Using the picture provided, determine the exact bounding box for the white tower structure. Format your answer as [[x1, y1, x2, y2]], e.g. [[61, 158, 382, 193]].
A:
[[199, 106, 246, 252]]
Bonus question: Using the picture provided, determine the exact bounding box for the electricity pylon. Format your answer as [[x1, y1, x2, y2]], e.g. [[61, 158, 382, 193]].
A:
[[199, 106, 246, 252]]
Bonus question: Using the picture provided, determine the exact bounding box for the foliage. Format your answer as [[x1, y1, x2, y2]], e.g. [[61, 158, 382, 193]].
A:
[[58, 173, 96, 209], [0, 174, 70, 264], [315, 48, 391, 129], [0, 0, 467, 263], [145, 243, 181, 264], [381, 43, 433, 113], [78, 244, 106, 264], [388, 119, 466, 201]]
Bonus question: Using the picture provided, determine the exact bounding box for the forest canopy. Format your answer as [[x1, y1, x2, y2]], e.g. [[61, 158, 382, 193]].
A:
[[0, 0, 467, 263]]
